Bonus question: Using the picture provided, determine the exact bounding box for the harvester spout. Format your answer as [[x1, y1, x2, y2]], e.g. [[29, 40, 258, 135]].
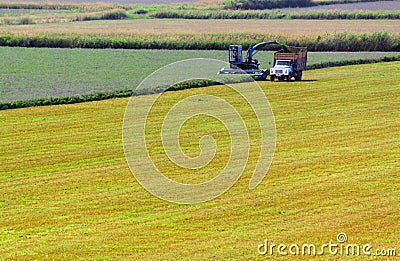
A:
[[246, 40, 280, 62]]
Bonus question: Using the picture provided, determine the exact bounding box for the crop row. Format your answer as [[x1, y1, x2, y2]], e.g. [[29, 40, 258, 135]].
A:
[[152, 9, 400, 19], [0, 32, 398, 51], [1, 56, 399, 111]]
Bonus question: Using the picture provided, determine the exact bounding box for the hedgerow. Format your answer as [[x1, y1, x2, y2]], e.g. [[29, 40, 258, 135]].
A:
[[73, 9, 128, 21], [0, 81, 218, 110], [152, 9, 400, 20], [0, 32, 399, 51]]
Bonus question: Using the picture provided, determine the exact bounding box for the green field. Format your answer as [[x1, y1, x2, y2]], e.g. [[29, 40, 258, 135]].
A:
[[1, 46, 399, 105], [1, 62, 399, 259]]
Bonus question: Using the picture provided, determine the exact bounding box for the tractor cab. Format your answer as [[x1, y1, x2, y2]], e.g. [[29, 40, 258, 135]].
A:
[[229, 45, 243, 68], [228, 44, 260, 70]]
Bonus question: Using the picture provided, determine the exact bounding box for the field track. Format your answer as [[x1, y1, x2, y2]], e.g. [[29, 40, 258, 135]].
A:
[[1, 62, 399, 259], [1, 19, 399, 36]]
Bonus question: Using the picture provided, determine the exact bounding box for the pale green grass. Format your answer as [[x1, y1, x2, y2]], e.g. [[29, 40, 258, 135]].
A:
[[1, 46, 399, 103], [0, 62, 399, 260]]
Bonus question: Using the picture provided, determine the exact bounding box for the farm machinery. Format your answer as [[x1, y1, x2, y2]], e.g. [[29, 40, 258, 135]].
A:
[[218, 41, 307, 81]]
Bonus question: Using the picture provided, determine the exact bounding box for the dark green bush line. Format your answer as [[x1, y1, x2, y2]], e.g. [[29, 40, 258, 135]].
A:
[[0, 90, 132, 110], [0, 32, 399, 51], [313, 0, 389, 5], [152, 9, 285, 19], [152, 9, 400, 19], [0, 80, 220, 110], [72, 9, 128, 21], [224, 0, 387, 10], [1, 57, 399, 111], [224, 0, 313, 10]]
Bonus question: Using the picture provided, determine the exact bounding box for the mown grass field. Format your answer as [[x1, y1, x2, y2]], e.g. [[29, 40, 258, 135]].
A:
[[1, 19, 398, 35], [1, 46, 399, 104], [1, 62, 399, 260]]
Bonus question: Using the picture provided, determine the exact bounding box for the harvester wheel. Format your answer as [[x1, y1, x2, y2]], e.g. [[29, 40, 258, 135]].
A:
[[270, 76, 275, 82], [260, 73, 268, 81]]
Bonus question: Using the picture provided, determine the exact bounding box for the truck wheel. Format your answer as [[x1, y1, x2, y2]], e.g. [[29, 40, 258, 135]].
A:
[[295, 71, 303, 81], [278, 76, 284, 81], [270, 76, 275, 82], [286, 75, 291, 82]]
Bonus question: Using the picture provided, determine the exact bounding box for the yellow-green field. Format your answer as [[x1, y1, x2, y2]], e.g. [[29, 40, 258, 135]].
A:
[[1, 62, 399, 260]]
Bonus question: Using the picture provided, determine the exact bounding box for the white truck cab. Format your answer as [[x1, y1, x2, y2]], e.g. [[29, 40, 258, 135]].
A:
[[270, 60, 293, 78]]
